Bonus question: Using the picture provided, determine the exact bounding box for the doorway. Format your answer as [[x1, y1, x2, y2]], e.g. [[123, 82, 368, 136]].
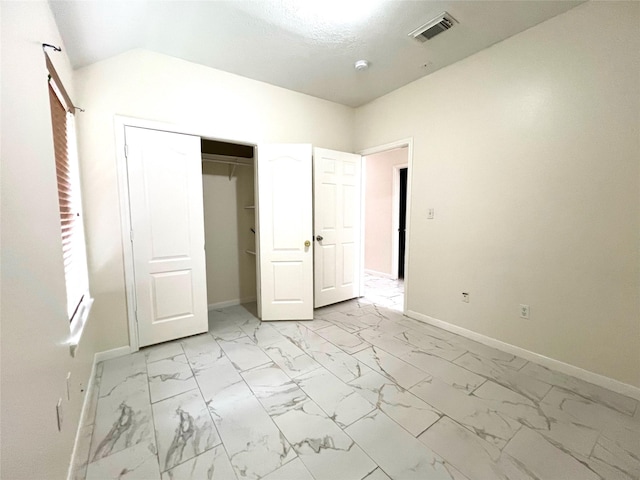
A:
[[200, 138, 257, 311], [398, 167, 408, 279], [360, 140, 412, 312]]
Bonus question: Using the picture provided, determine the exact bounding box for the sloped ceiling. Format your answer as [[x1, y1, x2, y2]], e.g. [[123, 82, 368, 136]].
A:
[[50, 0, 583, 107]]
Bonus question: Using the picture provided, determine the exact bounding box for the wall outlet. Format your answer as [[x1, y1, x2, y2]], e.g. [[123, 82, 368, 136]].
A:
[[462, 292, 470, 303], [427, 208, 435, 220], [56, 398, 63, 431], [520, 304, 530, 319]]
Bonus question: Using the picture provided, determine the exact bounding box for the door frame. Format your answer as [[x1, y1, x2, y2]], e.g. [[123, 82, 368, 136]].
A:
[[358, 138, 414, 314], [392, 163, 409, 280], [114, 115, 257, 351]]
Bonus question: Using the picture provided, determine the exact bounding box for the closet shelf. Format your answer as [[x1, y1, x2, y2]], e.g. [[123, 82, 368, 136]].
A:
[[245, 250, 256, 256], [244, 205, 255, 209]]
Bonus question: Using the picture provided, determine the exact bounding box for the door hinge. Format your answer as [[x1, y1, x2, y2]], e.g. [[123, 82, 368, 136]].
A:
[[130, 230, 134, 242], [124, 144, 129, 158]]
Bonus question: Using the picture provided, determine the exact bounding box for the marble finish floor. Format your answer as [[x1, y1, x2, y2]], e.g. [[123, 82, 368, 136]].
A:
[[363, 273, 404, 311], [74, 297, 639, 479]]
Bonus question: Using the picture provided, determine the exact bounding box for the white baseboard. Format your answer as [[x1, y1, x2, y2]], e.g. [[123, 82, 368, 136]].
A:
[[364, 269, 396, 280], [406, 310, 640, 401], [208, 296, 257, 310], [94, 345, 132, 363], [66, 359, 96, 480]]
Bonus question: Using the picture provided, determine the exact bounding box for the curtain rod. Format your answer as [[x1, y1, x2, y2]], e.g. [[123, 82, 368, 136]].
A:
[[43, 44, 85, 113]]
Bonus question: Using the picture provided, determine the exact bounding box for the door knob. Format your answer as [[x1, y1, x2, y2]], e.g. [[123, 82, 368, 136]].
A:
[[316, 235, 324, 241], [304, 240, 311, 247]]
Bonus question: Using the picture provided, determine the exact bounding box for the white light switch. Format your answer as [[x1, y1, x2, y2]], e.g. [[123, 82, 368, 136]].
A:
[[427, 208, 435, 219]]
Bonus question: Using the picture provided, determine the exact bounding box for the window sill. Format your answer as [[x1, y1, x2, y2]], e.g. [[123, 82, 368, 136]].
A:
[[68, 296, 94, 358]]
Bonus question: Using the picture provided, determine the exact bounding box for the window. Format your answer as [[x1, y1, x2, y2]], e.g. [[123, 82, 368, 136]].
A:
[[47, 55, 91, 341]]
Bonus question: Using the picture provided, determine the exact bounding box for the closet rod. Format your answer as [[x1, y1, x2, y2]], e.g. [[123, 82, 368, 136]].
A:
[[202, 153, 253, 167], [202, 158, 253, 167]]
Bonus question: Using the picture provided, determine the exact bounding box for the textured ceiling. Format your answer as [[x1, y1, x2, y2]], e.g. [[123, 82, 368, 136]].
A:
[[49, 0, 583, 107]]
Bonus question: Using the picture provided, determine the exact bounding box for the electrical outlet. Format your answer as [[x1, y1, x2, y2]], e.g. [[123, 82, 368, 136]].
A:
[[56, 398, 63, 431], [427, 208, 435, 220], [520, 304, 530, 319], [462, 292, 469, 303]]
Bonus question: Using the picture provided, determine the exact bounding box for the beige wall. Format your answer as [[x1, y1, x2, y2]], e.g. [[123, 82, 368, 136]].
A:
[[202, 161, 257, 306], [0, 2, 100, 478], [3, 3, 639, 478], [355, 1, 640, 387], [364, 148, 408, 277], [73, 49, 355, 350]]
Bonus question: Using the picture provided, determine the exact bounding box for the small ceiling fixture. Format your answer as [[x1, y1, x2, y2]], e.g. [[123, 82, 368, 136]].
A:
[[354, 60, 370, 71]]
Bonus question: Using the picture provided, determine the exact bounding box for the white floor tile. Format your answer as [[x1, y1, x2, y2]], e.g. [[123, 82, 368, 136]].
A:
[[77, 279, 637, 480], [316, 324, 371, 354], [217, 336, 272, 372], [86, 442, 160, 480], [410, 377, 522, 449], [147, 354, 198, 403], [350, 370, 441, 436], [161, 445, 236, 480], [262, 339, 321, 378], [152, 389, 220, 472], [271, 398, 377, 480], [261, 458, 314, 480], [354, 346, 429, 389], [345, 410, 467, 480], [503, 427, 601, 480], [294, 367, 375, 428]]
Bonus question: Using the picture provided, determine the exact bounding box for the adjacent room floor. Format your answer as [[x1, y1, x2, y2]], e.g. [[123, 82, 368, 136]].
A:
[[362, 273, 404, 311], [73, 287, 639, 479]]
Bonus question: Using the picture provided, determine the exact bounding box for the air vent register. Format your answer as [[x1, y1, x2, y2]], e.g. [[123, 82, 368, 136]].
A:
[[409, 12, 457, 42]]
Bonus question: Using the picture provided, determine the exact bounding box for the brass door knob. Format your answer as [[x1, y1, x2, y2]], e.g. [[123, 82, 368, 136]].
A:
[[304, 240, 311, 247]]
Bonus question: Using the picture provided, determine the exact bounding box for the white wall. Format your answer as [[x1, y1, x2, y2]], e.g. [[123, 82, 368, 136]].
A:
[[355, 1, 640, 387], [0, 2, 100, 478], [74, 49, 355, 350], [202, 161, 257, 306], [364, 148, 408, 276]]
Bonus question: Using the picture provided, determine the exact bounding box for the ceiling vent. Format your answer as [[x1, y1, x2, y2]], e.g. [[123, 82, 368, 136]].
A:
[[409, 12, 457, 42]]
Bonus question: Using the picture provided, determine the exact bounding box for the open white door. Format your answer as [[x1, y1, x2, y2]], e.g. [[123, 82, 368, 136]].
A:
[[313, 148, 362, 308], [257, 144, 314, 320], [125, 126, 208, 347]]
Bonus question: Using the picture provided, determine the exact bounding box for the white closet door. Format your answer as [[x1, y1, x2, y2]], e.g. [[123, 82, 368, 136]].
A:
[[257, 144, 314, 320], [125, 126, 208, 347], [313, 147, 362, 308]]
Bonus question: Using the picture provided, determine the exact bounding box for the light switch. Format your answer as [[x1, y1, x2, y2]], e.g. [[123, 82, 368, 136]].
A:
[[427, 208, 435, 219]]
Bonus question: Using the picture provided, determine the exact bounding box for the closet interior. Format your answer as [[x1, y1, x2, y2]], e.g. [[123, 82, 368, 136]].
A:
[[201, 138, 257, 310]]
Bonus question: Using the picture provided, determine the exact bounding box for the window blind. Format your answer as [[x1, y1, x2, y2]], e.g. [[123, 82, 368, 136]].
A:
[[48, 81, 85, 320]]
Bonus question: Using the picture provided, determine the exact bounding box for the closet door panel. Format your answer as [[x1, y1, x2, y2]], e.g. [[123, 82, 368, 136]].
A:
[[126, 126, 208, 346], [257, 144, 313, 320]]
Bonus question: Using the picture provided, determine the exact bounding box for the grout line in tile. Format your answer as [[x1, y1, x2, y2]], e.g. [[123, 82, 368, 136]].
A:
[[150, 386, 200, 405], [414, 414, 446, 439], [467, 378, 489, 396], [145, 365, 162, 474]]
